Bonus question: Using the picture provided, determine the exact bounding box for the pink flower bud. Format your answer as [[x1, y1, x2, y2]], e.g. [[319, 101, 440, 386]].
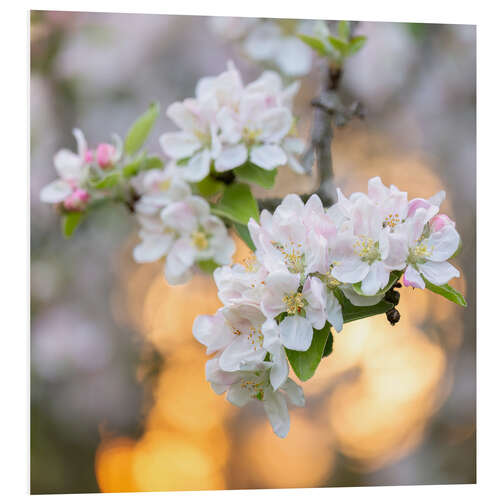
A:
[[96, 143, 116, 169], [430, 214, 455, 232], [63, 188, 90, 211], [84, 150, 94, 163]]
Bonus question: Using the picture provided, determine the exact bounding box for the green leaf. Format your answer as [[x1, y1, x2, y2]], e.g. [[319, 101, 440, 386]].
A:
[[124, 102, 160, 156], [122, 158, 143, 178], [210, 183, 259, 225], [423, 278, 467, 307], [143, 156, 163, 171], [347, 35, 367, 56], [297, 34, 329, 56], [328, 35, 349, 56], [234, 162, 277, 189], [61, 212, 84, 239], [122, 155, 163, 178], [352, 270, 403, 297], [285, 322, 332, 382], [195, 176, 226, 197], [94, 171, 122, 189], [197, 259, 219, 274], [233, 222, 256, 252], [334, 289, 393, 323], [337, 20, 350, 41], [322, 332, 334, 358]]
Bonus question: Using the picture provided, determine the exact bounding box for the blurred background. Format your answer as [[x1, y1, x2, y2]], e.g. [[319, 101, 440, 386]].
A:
[[30, 11, 476, 494]]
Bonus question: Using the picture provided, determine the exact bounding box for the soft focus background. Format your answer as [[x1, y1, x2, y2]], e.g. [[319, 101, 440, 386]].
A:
[[30, 12, 476, 494]]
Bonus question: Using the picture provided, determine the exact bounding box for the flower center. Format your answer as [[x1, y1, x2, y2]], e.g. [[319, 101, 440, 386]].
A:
[[246, 326, 264, 351], [408, 242, 432, 264], [240, 379, 265, 400], [282, 292, 306, 315], [191, 230, 209, 250], [243, 255, 257, 272], [158, 179, 171, 191], [354, 236, 380, 264], [243, 127, 261, 145], [272, 241, 305, 273], [383, 213, 401, 229], [193, 129, 211, 148]]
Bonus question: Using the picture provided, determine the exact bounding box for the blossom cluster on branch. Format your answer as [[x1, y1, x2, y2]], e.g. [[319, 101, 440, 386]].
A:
[[193, 177, 463, 437]]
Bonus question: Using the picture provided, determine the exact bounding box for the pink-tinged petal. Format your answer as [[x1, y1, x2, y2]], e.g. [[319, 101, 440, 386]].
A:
[[219, 334, 266, 372], [430, 214, 455, 233], [261, 271, 300, 318], [303, 276, 327, 330], [361, 261, 390, 296], [159, 131, 201, 159], [250, 144, 287, 170], [418, 261, 460, 286], [193, 312, 234, 355], [407, 198, 431, 218], [263, 391, 290, 438], [205, 357, 240, 389], [215, 144, 248, 172], [40, 180, 73, 204], [427, 225, 460, 262], [279, 315, 313, 351], [161, 200, 197, 233], [384, 232, 409, 269], [257, 107, 293, 143], [367, 176, 388, 204], [133, 232, 173, 263], [403, 265, 425, 289], [63, 188, 90, 211]]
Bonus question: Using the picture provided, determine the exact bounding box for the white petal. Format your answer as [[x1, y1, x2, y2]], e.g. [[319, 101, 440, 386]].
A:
[[326, 293, 343, 333], [257, 107, 293, 143], [166, 101, 199, 132], [263, 391, 290, 438], [302, 276, 327, 330], [216, 107, 242, 144], [159, 131, 201, 159], [419, 261, 460, 286], [275, 37, 313, 77], [340, 285, 384, 307], [279, 315, 313, 352], [243, 23, 281, 60], [193, 313, 234, 355], [270, 346, 289, 391], [133, 233, 173, 263], [282, 378, 305, 407], [215, 144, 248, 172], [164, 238, 195, 285], [54, 149, 83, 180], [250, 145, 287, 170], [227, 384, 252, 407], [361, 261, 390, 296], [181, 149, 211, 182], [219, 335, 266, 372], [40, 180, 72, 203], [427, 225, 460, 262], [72, 128, 87, 159]]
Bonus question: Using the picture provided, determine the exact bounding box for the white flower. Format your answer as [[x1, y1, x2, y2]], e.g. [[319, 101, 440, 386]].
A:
[[40, 128, 90, 205], [330, 194, 408, 295], [133, 195, 235, 285], [205, 358, 304, 438], [133, 163, 191, 216], [398, 207, 460, 289]]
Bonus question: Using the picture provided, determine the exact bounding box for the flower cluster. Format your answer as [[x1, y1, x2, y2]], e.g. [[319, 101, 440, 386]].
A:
[[193, 177, 461, 437], [209, 18, 314, 77], [40, 129, 123, 212], [159, 62, 306, 182], [132, 163, 235, 285]]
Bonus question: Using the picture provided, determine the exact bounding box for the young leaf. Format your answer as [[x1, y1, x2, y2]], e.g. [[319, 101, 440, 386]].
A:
[[195, 176, 226, 197], [423, 278, 467, 307], [297, 34, 329, 56], [285, 322, 332, 382], [210, 183, 259, 225], [124, 102, 160, 156], [337, 20, 350, 41], [143, 156, 163, 171], [328, 36, 349, 56], [334, 289, 393, 323], [94, 172, 122, 189], [234, 162, 277, 189], [122, 158, 143, 179], [197, 259, 219, 274], [61, 212, 84, 239], [233, 222, 256, 252], [322, 332, 334, 358], [347, 35, 367, 56]]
